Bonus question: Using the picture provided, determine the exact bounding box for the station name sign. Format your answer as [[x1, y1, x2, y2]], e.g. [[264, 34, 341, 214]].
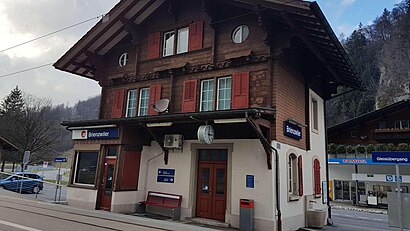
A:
[[283, 121, 302, 140], [72, 127, 119, 140], [372, 152, 410, 164]]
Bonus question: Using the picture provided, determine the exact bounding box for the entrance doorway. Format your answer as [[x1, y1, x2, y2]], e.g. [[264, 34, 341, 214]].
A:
[[196, 149, 227, 221], [97, 158, 116, 211]]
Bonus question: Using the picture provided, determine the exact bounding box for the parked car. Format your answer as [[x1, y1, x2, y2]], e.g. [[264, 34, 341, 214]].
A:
[[0, 172, 43, 194]]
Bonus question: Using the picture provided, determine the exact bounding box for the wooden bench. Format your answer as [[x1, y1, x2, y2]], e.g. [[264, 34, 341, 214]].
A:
[[139, 191, 182, 220]]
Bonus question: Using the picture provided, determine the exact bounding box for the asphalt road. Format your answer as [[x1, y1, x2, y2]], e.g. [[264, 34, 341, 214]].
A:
[[324, 209, 410, 231], [1, 182, 67, 203], [0, 190, 216, 231]]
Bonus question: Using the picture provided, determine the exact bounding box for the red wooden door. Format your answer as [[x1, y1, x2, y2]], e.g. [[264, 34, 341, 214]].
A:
[[97, 158, 116, 211], [196, 150, 227, 221]]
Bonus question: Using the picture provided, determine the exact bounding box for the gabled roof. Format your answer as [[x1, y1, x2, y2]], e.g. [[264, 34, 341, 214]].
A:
[[0, 136, 18, 151], [328, 100, 410, 135], [54, 0, 363, 90]]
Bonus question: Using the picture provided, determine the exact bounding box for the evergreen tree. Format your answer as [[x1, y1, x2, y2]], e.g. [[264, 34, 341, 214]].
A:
[[0, 86, 24, 117]]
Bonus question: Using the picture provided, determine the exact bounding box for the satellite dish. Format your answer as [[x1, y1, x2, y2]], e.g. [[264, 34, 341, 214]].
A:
[[152, 99, 169, 113]]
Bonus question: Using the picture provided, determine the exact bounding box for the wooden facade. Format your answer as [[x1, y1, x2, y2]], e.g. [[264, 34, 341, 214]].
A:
[[328, 100, 410, 145]]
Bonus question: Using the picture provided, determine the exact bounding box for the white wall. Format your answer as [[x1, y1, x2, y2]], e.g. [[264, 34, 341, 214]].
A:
[[66, 187, 98, 210], [139, 139, 275, 230]]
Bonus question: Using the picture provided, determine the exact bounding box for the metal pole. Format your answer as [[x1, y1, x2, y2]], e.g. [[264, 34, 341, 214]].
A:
[[58, 162, 62, 202], [19, 164, 25, 194], [396, 164, 403, 231], [355, 165, 359, 206], [54, 163, 61, 202]]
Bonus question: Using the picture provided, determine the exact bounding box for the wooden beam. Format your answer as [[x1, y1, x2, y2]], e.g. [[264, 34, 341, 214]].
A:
[[281, 12, 343, 82]]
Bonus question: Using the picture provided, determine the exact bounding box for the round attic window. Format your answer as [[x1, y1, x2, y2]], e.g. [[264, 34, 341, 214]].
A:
[[232, 25, 249, 43], [118, 53, 128, 67]]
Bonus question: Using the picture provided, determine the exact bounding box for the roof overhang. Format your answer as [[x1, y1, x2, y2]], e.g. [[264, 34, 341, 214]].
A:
[[54, 0, 363, 90], [0, 136, 18, 151]]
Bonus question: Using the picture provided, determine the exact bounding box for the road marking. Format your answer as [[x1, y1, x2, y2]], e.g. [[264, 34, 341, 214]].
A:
[[338, 223, 390, 231], [0, 220, 43, 231]]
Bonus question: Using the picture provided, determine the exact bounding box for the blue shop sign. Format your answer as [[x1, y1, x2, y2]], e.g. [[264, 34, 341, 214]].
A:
[[284, 121, 302, 140], [372, 151, 410, 164], [328, 158, 410, 165], [158, 169, 175, 176], [157, 176, 175, 183], [88, 128, 119, 139]]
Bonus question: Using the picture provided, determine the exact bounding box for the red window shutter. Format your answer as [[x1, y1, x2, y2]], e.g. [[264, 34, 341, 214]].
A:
[[232, 71, 250, 109], [188, 21, 204, 52], [314, 159, 321, 195], [120, 151, 141, 190], [148, 84, 162, 115], [182, 79, 197, 112], [298, 155, 303, 196], [111, 89, 125, 118], [147, 32, 161, 59]]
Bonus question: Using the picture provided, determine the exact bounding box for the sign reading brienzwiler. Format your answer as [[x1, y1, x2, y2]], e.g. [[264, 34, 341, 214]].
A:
[[72, 127, 119, 140], [372, 151, 410, 164]]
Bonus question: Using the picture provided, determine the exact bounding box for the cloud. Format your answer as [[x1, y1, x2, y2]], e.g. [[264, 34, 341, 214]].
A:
[[341, 0, 356, 7], [0, 0, 117, 105]]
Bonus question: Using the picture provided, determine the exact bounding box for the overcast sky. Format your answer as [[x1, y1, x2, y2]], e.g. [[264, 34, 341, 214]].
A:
[[0, 0, 401, 106]]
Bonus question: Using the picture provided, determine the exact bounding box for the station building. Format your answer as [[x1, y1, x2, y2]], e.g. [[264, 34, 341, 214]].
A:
[[328, 100, 410, 206], [55, 0, 362, 230]]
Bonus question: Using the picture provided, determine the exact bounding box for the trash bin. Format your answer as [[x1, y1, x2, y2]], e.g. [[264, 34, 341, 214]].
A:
[[240, 199, 254, 231]]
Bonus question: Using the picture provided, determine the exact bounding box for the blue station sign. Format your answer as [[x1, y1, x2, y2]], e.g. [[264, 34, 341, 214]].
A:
[[157, 168, 175, 183], [54, 157, 67, 163], [246, 175, 254, 188], [88, 128, 119, 140], [372, 152, 410, 164], [283, 121, 302, 140]]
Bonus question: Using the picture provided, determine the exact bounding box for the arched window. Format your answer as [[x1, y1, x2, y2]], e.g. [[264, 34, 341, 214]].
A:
[[314, 159, 321, 195], [289, 153, 303, 197]]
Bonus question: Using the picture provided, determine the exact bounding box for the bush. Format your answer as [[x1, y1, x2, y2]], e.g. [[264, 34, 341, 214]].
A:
[[366, 144, 376, 153], [387, 143, 396, 151], [346, 145, 356, 154], [397, 143, 409, 151], [336, 145, 346, 154], [328, 143, 337, 154], [376, 144, 387, 151], [356, 145, 366, 154]]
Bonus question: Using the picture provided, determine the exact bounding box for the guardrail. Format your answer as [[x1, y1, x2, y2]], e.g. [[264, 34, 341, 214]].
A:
[[0, 171, 67, 203]]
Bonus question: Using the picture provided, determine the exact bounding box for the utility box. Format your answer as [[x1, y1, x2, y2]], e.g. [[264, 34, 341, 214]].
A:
[[240, 199, 254, 231]]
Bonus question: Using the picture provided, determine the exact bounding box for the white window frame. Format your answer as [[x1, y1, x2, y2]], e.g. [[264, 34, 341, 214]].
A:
[[138, 88, 150, 116], [125, 89, 137, 117], [73, 151, 99, 186], [288, 153, 299, 198], [177, 27, 189, 54], [216, 77, 232, 110], [118, 53, 128, 67], [232, 25, 249, 43], [163, 31, 175, 57], [311, 97, 319, 133], [200, 79, 214, 112]]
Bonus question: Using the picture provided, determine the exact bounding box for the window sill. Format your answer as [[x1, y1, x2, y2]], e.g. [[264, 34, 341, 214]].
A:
[[314, 194, 322, 199], [288, 195, 300, 201], [68, 183, 97, 190], [142, 47, 212, 64]]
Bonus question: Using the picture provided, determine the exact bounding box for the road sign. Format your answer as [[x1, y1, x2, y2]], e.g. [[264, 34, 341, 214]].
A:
[[54, 157, 67, 163], [386, 175, 394, 182], [23, 151, 30, 165], [43, 161, 49, 168], [372, 152, 410, 164]]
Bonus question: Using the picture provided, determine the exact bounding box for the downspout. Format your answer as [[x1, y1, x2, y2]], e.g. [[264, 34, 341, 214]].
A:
[[144, 151, 164, 192], [245, 112, 281, 231]]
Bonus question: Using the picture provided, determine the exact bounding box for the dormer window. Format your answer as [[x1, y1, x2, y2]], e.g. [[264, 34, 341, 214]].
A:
[[118, 53, 128, 67], [232, 25, 249, 43]]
